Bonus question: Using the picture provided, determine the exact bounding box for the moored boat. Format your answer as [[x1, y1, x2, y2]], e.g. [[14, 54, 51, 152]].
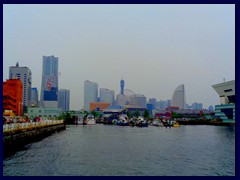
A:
[[136, 116, 148, 127], [86, 114, 96, 125]]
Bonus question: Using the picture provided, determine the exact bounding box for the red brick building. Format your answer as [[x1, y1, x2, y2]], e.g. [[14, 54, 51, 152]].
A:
[[3, 79, 23, 116]]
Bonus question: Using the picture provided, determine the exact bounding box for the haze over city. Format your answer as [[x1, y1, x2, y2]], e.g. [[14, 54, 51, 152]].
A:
[[3, 4, 235, 110]]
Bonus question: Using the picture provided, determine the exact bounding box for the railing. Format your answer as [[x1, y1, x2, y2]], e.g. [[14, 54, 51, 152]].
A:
[[3, 120, 64, 132]]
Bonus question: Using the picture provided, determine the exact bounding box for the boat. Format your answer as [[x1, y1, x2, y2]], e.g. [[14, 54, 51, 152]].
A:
[[152, 119, 163, 127], [173, 121, 180, 127], [136, 116, 148, 127], [86, 114, 96, 125], [117, 116, 129, 126]]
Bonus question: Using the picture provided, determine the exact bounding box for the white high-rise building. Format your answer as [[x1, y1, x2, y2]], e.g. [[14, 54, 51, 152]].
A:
[[9, 62, 32, 112], [40, 56, 59, 108], [172, 84, 186, 109], [84, 80, 98, 111], [100, 88, 115, 106], [58, 89, 70, 112]]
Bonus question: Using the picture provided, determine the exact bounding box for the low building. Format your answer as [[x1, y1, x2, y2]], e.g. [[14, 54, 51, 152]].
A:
[[90, 102, 110, 111], [27, 107, 61, 118]]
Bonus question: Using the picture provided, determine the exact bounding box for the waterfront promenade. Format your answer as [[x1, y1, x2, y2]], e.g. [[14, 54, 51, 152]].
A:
[[3, 119, 65, 154]]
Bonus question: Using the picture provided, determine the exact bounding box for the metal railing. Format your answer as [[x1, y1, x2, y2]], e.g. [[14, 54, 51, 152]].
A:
[[3, 120, 64, 132]]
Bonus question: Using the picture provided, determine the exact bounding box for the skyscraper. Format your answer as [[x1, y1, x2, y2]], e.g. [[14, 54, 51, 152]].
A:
[[172, 84, 186, 109], [84, 80, 98, 111], [40, 56, 59, 108], [120, 79, 124, 95], [58, 89, 70, 112], [9, 62, 32, 113], [100, 88, 115, 106]]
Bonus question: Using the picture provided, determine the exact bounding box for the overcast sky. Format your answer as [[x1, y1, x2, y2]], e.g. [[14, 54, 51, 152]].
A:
[[3, 4, 235, 110]]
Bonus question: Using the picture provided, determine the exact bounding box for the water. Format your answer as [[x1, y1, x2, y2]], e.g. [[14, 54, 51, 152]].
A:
[[3, 124, 235, 176]]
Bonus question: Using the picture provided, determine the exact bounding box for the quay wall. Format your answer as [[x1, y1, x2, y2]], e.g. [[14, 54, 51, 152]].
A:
[[4, 124, 66, 152]]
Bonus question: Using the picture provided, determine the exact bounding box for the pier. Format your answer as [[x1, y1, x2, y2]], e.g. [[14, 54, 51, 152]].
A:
[[3, 120, 66, 154]]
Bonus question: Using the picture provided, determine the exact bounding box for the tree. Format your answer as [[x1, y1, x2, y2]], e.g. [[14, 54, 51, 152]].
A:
[[127, 111, 132, 118], [91, 111, 99, 118], [133, 111, 140, 118], [172, 112, 178, 119], [143, 110, 150, 119]]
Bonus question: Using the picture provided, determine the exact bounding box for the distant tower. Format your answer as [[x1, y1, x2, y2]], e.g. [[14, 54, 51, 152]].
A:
[[120, 78, 124, 95]]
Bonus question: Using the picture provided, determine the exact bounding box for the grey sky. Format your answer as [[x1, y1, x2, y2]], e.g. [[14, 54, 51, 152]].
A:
[[3, 4, 235, 110]]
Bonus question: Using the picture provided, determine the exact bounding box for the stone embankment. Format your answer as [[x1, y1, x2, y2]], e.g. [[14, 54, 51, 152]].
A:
[[3, 122, 66, 153]]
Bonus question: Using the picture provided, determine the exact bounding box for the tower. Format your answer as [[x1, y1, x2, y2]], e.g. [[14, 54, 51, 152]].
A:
[[84, 80, 98, 111], [120, 78, 124, 95], [40, 55, 59, 108]]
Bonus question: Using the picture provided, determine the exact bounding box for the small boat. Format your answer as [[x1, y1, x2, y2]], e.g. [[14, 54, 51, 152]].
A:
[[117, 116, 129, 126], [86, 114, 96, 125], [173, 121, 180, 127], [152, 119, 163, 127], [136, 116, 148, 127]]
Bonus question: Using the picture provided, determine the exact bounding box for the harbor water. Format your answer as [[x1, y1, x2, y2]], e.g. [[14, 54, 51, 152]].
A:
[[3, 124, 235, 176]]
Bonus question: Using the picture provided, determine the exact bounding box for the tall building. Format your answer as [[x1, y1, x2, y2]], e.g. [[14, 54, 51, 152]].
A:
[[58, 89, 70, 112], [149, 98, 157, 109], [100, 88, 115, 105], [120, 79, 124, 95], [40, 56, 59, 108], [9, 62, 32, 113], [30, 87, 39, 107], [192, 102, 203, 110], [84, 80, 98, 111], [172, 84, 186, 109], [3, 79, 23, 116], [130, 94, 146, 108]]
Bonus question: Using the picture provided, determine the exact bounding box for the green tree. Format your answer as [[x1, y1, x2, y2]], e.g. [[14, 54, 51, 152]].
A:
[[133, 111, 140, 118], [143, 110, 150, 119], [91, 111, 99, 118], [127, 111, 132, 118], [172, 112, 178, 119]]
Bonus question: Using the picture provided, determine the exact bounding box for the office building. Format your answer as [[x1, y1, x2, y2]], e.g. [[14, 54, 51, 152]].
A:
[[100, 88, 115, 105], [84, 80, 98, 111], [40, 56, 59, 108], [3, 79, 23, 116], [58, 89, 70, 112], [9, 62, 32, 112], [172, 84, 186, 110]]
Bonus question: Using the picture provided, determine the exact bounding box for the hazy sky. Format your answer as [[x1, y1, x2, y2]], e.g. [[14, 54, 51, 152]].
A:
[[3, 4, 235, 110]]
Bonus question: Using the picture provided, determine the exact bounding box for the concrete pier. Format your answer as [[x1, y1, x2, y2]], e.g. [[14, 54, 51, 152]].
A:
[[3, 123, 66, 153]]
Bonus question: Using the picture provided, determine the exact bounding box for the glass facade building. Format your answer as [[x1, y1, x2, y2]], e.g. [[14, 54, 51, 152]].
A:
[[58, 89, 70, 112], [40, 56, 59, 108]]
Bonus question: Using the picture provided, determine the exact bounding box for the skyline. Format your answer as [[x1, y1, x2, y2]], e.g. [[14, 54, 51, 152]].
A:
[[3, 4, 235, 110]]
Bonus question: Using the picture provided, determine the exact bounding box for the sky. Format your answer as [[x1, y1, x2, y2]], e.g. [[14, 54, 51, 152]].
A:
[[3, 4, 235, 110]]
